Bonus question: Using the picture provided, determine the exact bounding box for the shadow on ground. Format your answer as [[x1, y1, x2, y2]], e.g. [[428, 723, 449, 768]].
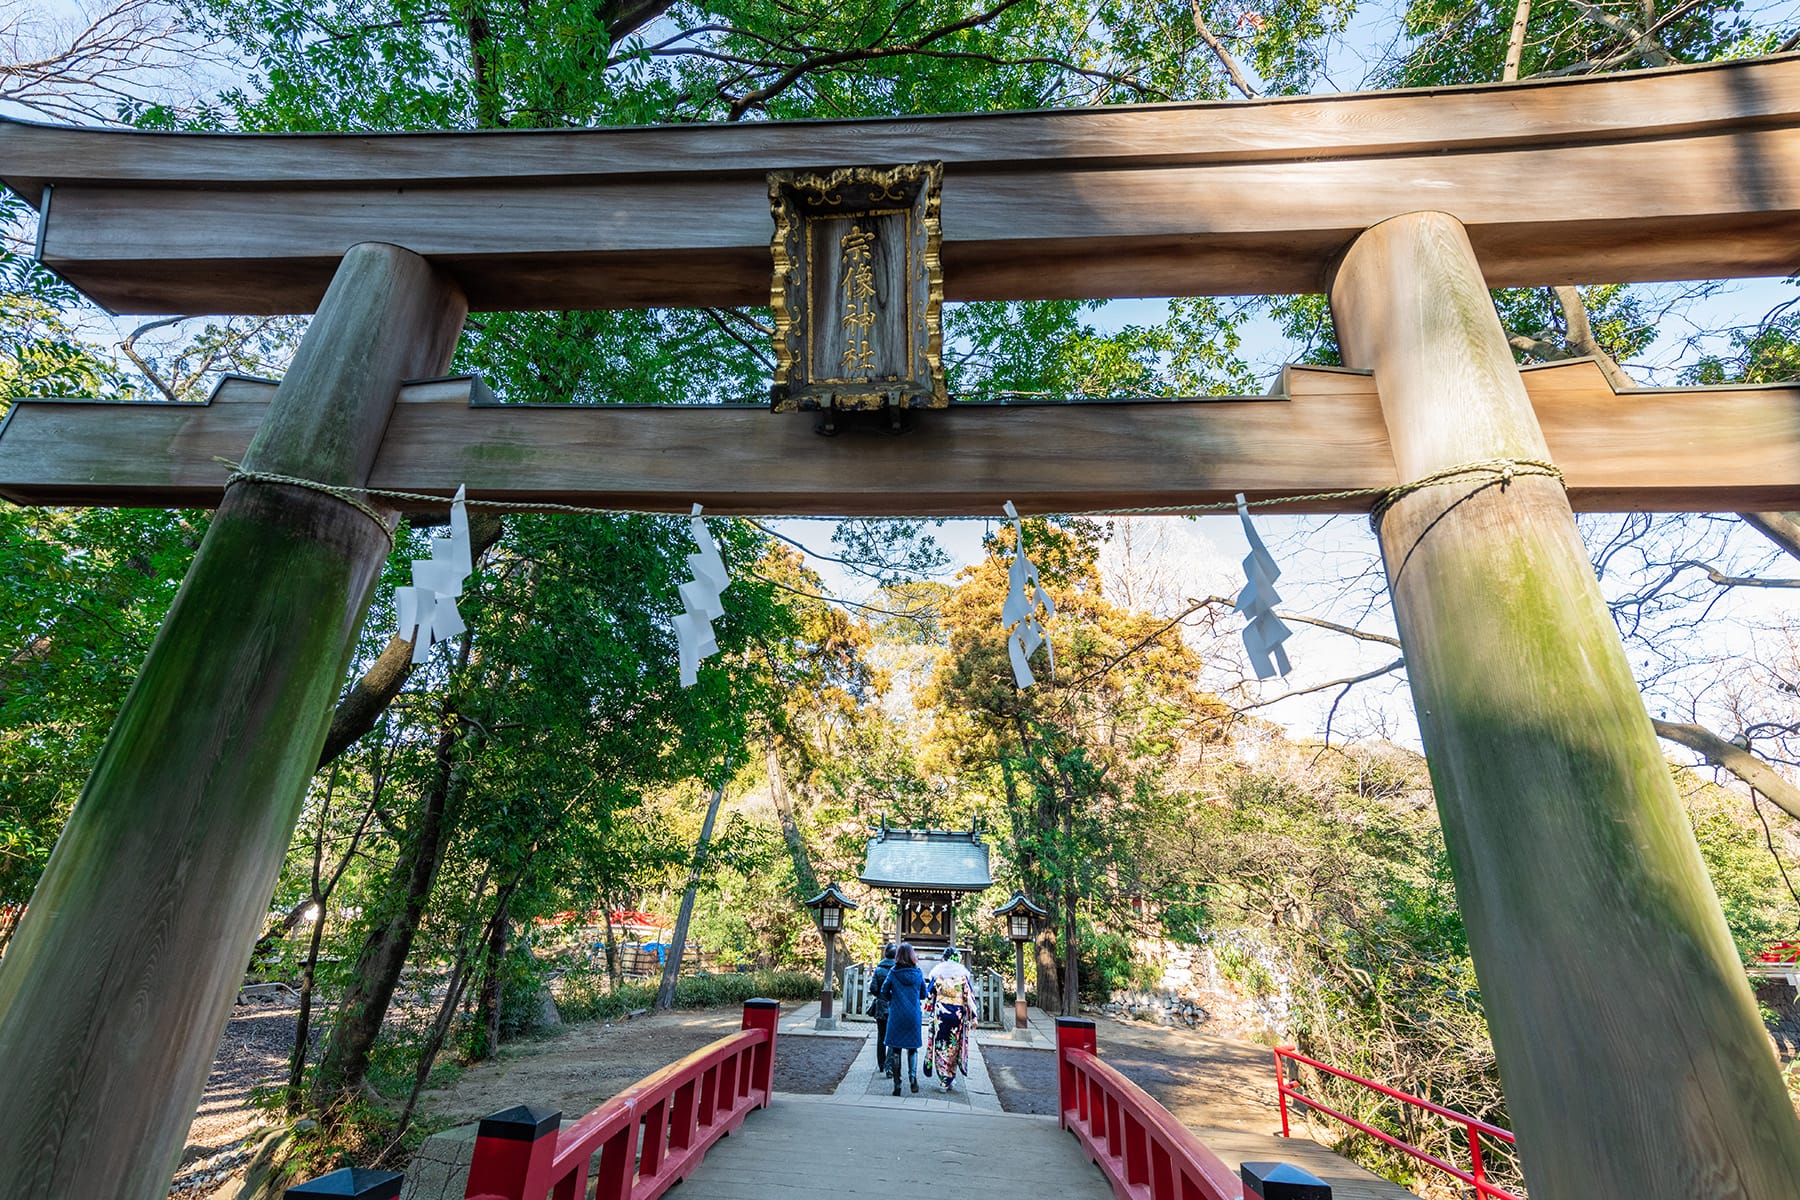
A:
[[984, 1017, 1282, 1131]]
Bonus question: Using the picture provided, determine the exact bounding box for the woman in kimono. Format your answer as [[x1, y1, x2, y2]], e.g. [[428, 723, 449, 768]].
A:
[[926, 946, 975, 1090]]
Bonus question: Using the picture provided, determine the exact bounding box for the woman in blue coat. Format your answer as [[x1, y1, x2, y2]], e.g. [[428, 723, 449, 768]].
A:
[[881, 942, 927, 1095]]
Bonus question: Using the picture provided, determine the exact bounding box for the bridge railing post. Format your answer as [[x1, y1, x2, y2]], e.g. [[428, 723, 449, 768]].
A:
[[464, 1104, 561, 1200], [1056, 1016, 1097, 1128], [287, 1167, 404, 1199], [742, 998, 780, 1106]]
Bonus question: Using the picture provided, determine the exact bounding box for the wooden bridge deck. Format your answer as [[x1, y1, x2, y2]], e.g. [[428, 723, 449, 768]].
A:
[[672, 1012, 1419, 1200], [673, 1093, 1418, 1200], [672, 1095, 1114, 1200]]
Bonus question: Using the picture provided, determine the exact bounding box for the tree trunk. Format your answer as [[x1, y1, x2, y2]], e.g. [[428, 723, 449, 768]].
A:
[[1740, 510, 1800, 563], [314, 506, 502, 770], [1035, 926, 1062, 1015], [253, 898, 317, 964], [1652, 718, 1800, 823], [1060, 774, 1081, 1015], [657, 764, 729, 1010], [310, 697, 470, 1107], [767, 743, 818, 901], [286, 897, 330, 1115], [1502, 0, 1531, 80], [602, 903, 623, 988], [475, 888, 512, 1059], [392, 876, 496, 1143], [1330, 210, 1800, 1200], [0, 244, 464, 1200]]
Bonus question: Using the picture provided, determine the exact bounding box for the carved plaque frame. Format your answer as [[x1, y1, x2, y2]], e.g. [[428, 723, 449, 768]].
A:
[[768, 162, 946, 412]]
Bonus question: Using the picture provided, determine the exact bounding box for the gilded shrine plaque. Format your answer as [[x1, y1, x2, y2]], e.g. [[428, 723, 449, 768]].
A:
[[768, 163, 946, 412]]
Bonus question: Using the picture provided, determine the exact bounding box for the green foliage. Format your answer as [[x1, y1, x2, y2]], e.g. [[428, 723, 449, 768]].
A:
[[1077, 920, 1159, 1000], [1686, 782, 1794, 961], [946, 298, 1256, 399], [556, 969, 816, 1022], [1684, 308, 1800, 384], [1494, 283, 1656, 364], [0, 506, 207, 910], [1390, 0, 1748, 87], [0, 196, 133, 410]]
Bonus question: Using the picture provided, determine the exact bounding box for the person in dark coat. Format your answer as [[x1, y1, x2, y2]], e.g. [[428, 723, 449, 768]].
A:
[[868, 942, 897, 1078], [880, 942, 927, 1095]]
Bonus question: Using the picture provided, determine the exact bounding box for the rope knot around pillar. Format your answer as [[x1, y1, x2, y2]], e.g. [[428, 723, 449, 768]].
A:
[[218, 459, 396, 545], [1368, 457, 1565, 532]]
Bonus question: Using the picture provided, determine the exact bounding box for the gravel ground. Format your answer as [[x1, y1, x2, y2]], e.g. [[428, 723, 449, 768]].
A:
[[981, 1046, 1058, 1116], [170, 995, 310, 1196], [421, 1009, 761, 1124], [165, 1000, 851, 1196], [771, 1035, 864, 1094]]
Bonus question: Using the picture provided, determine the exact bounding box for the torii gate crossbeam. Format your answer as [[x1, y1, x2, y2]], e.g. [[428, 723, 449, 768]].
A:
[[6, 53, 1800, 313]]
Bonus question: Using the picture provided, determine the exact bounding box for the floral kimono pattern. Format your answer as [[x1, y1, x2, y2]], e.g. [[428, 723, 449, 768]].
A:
[[927, 963, 973, 1084], [931, 1002, 968, 1082]]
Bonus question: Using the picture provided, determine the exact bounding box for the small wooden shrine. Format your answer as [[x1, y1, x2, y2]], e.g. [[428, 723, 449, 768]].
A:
[[857, 819, 992, 958]]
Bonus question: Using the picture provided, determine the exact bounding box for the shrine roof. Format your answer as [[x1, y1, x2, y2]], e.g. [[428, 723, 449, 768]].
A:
[[859, 828, 993, 893]]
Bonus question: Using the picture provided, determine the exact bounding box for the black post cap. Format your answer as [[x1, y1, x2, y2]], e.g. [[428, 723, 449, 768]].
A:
[[1241, 1161, 1331, 1199], [743, 997, 781, 1010], [286, 1166, 404, 1199], [1055, 1016, 1097, 1029], [477, 1104, 562, 1141]]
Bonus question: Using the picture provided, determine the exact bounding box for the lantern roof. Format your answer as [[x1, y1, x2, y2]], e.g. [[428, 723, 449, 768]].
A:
[[859, 821, 992, 894], [802, 881, 859, 911], [993, 889, 1050, 919]]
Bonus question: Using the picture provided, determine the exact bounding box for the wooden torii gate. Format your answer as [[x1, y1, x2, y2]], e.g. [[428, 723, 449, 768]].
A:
[[4, 53, 1800, 1200]]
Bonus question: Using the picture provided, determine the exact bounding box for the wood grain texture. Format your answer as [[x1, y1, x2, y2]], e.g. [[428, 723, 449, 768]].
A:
[[8, 55, 1800, 312], [5, 362, 1800, 513], [1332, 211, 1800, 1200], [0, 245, 467, 1200]]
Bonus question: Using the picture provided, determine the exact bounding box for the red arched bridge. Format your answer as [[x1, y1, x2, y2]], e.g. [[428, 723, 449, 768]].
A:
[[286, 1001, 1515, 1200]]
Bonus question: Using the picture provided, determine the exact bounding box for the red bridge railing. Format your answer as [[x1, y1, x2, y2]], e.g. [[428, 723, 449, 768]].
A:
[[1057, 1017, 1249, 1200], [461, 998, 779, 1200], [1273, 1044, 1518, 1200]]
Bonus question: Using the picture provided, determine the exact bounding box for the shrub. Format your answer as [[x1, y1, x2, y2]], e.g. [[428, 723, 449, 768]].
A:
[[553, 969, 816, 1022]]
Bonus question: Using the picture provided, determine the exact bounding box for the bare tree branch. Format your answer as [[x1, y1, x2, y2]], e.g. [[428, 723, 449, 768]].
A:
[[720, 0, 1030, 120], [0, 0, 211, 125], [1238, 659, 1406, 711], [1190, 0, 1257, 98], [1653, 718, 1800, 823], [1503, 0, 1532, 80], [1669, 560, 1800, 590]]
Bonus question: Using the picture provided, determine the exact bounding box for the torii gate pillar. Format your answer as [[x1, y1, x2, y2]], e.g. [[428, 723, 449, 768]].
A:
[[0, 243, 466, 1199], [1331, 211, 1800, 1198]]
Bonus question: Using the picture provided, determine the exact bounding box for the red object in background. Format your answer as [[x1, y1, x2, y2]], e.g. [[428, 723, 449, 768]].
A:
[[1756, 941, 1800, 963], [1273, 1045, 1519, 1200], [538, 908, 667, 931]]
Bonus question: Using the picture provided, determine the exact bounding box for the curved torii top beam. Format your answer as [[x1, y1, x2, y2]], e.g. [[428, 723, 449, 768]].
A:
[[6, 54, 1800, 315]]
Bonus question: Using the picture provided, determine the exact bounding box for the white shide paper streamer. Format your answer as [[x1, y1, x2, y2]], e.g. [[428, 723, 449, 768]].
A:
[[675, 503, 730, 687], [1233, 492, 1293, 679], [1000, 501, 1057, 688], [396, 485, 473, 664]]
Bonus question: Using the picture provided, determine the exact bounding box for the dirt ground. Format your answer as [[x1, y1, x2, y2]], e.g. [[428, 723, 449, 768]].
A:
[[171, 1001, 851, 1196], [170, 995, 308, 1196], [418, 1004, 857, 1123], [984, 1016, 1283, 1132]]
